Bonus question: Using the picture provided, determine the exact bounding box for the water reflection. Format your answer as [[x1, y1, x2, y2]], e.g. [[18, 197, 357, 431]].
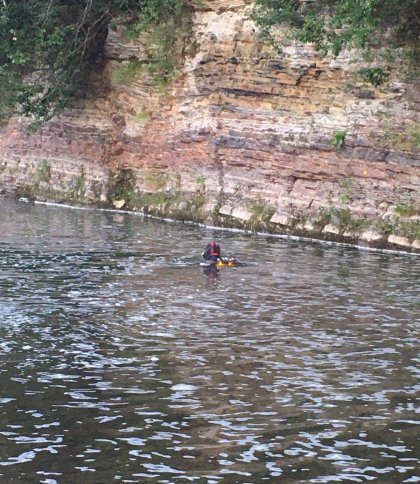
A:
[[0, 200, 419, 483]]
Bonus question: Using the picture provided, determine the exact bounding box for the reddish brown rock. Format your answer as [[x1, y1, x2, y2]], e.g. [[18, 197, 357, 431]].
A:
[[0, 0, 419, 251]]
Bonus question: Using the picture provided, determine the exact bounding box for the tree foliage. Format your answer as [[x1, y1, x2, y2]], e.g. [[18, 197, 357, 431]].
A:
[[0, 0, 191, 126], [252, 0, 419, 84]]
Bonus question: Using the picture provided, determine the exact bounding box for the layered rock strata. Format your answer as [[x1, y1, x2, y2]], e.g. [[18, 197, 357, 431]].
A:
[[0, 0, 419, 251]]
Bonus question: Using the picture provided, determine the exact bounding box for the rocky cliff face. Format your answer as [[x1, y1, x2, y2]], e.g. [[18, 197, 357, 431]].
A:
[[1, 0, 419, 251]]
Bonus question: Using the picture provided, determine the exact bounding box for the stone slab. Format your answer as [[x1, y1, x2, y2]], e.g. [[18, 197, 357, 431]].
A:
[[359, 230, 382, 242], [323, 224, 340, 235], [388, 235, 411, 248], [270, 213, 291, 226], [231, 207, 253, 221]]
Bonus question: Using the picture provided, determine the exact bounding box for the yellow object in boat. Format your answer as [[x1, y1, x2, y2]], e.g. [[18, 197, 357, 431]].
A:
[[216, 258, 237, 268]]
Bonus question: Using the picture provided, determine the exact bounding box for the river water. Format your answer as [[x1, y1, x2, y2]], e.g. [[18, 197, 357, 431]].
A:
[[0, 199, 419, 483]]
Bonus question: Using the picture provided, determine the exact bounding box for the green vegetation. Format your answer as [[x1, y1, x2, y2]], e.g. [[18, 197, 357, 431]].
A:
[[358, 67, 391, 87], [332, 130, 347, 148], [134, 109, 150, 121], [252, 0, 419, 85], [144, 171, 167, 191], [379, 115, 420, 151], [173, 173, 182, 192], [123, 0, 197, 85], [107, 168, 136, 202], [247, 200, 275, 232], [394, 204, 417, 217], [376, 220, 395, 236], [410, 125, 420, 149], [71, 167, 86, 200], [339, 176, 355, 203], [111, 59, 142, 85], [195, 175, 206, 193], [196, 175, 206, 186], [376, 218, 420, 241], [36, 159, 51, 182], [397, 219, 420, 240], [318, 206, 367, 233], [0, 0, 193, 126]]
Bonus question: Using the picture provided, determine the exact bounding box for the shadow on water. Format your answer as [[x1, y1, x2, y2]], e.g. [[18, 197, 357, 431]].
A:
[[0, 199, 419, 483]]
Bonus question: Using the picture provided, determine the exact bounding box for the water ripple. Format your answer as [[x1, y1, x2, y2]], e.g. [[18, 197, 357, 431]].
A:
[[0, 200, 419, 482]]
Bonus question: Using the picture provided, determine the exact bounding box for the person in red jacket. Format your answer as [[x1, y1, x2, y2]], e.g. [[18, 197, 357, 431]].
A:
[[202, 241, 221, 263]]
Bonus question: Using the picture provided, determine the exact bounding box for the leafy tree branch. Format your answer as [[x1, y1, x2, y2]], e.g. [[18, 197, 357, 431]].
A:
[[0, 0, 193, 126], [252, 0, 419, 85]]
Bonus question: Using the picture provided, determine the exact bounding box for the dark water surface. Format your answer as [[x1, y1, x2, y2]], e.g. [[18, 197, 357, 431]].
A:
[[0, 199, 419, 483]]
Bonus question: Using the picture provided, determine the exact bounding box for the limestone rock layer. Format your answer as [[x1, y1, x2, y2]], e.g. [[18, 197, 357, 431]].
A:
[[0, 0, 419, 251]]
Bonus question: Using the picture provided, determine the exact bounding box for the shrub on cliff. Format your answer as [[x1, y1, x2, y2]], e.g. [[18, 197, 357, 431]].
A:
[[252, 0, 419, 84], [0, 0, 192, 126]]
